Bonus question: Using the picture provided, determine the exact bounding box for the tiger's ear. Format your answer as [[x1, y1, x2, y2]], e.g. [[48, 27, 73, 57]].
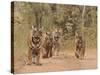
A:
[[41, 26, 43, 30]]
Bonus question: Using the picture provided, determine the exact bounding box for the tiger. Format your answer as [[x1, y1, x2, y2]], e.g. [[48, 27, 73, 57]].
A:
[[43, 32, 53, 58], [75, 35, 85, 59], [27, 27, 42, 65], [53, 29, 61, 56]]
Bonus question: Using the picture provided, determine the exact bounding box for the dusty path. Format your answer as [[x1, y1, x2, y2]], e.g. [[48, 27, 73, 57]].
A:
[[14, 49, 97, 74]]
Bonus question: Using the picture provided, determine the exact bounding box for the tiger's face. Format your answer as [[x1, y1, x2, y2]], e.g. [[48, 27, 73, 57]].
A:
[[32, 30, 41, 44]]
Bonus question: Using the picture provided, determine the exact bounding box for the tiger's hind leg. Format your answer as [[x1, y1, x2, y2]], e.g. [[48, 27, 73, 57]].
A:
[[35, 50, 42, 66]]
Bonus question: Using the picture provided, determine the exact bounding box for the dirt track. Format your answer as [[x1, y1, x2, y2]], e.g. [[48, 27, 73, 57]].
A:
[[14, 49, 97, 74]]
